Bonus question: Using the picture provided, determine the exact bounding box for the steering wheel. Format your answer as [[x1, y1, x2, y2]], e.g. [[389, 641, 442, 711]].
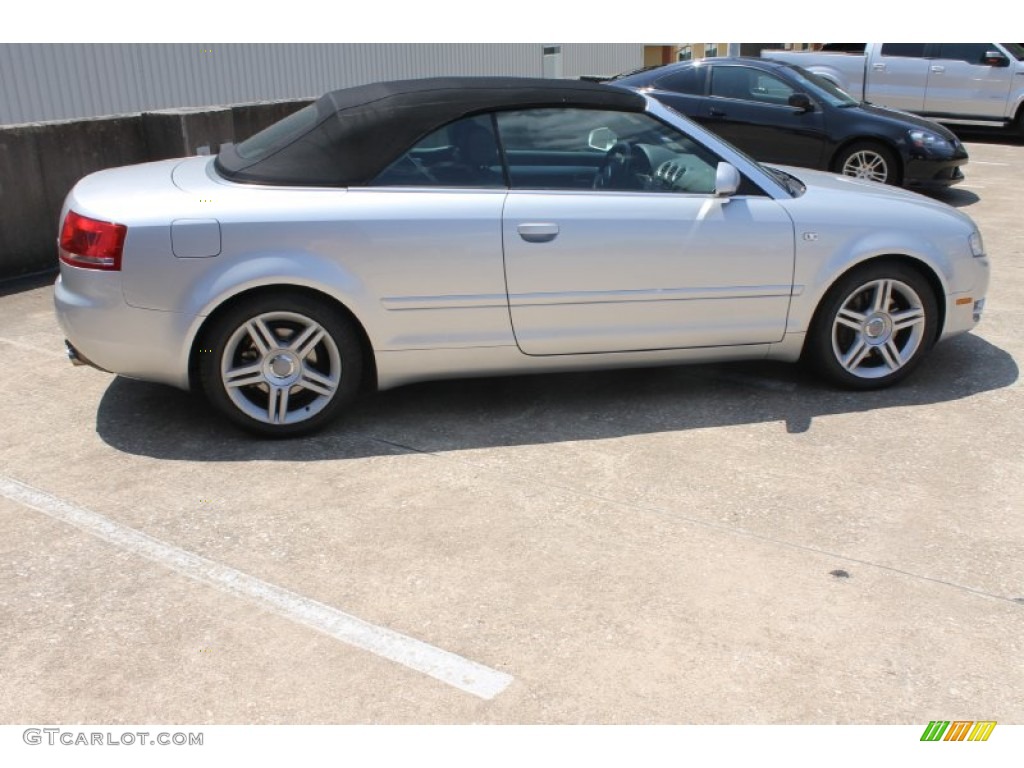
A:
[[593, 141, 636, 190], [389, 153, 438, 184]]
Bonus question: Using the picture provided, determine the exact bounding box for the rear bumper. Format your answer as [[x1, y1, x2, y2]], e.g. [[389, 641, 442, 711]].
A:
[[54, 269, 195, 390], [65, 339, 110, 371]]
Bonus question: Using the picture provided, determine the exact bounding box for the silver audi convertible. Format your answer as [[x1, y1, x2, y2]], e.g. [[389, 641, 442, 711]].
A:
[[55, 77, 990, 436]]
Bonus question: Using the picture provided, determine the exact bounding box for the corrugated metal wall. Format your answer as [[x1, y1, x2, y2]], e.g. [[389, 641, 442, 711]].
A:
[[0, 44, 644, 125]]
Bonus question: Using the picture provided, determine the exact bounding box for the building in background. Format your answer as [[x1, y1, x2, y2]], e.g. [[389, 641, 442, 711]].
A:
[[0, 43, 645, 125]]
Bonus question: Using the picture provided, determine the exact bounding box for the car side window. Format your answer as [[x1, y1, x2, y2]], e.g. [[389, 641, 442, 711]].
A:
[[709, 66, 752, 100], [879, 43, 927, 58], [370, 114, 505, 188], [936, 43, 996, 64], [747, 71, 796, 106], [494, 107, 724, 195], [654, 67, 705, 94], [709, 66, 796, 106]]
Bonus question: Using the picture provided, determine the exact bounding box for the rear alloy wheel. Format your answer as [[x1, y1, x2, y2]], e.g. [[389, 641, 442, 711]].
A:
[[808, 263, 937, 389], [835, 141, 899, 185], [200, 294, 362, 437]]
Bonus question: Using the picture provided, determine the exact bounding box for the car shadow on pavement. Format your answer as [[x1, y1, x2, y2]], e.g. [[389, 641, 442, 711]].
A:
[[929, 187, 980, 208], [95, 333, 1018, 463]]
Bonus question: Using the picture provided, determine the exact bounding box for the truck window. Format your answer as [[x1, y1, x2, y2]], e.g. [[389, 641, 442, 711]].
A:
[[879, 43, 927, 58], [820, 43, 866, 54], [936, 43, 995, 64]]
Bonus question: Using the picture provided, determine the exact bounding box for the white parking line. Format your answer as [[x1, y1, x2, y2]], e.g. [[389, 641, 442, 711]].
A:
[[0, 336, 67, 359], [0, 475, 513, 701]]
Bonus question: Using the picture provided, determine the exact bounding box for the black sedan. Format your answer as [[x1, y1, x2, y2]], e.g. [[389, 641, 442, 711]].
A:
[[611, 57, 968, 189]]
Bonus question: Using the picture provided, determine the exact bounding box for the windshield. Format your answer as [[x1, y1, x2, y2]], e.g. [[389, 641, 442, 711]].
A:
[[787, 65, 859, 107], [1001, 43, 1024, 61]]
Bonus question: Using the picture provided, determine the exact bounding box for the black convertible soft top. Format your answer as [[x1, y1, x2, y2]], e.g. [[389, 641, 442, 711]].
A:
[[215, 77, 645, 187]]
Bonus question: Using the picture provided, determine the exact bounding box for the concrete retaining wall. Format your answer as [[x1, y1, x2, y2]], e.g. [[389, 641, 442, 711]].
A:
[[0, 100, 310, 281]]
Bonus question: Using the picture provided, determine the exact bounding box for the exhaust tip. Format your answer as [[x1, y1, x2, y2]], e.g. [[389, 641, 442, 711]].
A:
[[64, 341, 112, 373], [65, 340, 86, 366]]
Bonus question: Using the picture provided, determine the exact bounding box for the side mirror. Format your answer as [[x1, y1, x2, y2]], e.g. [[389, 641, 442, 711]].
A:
[[588, 127, 617, 152], [983, 51, 1009, 67], [788, 93, 814, 112], [714, 162, 741, 197]]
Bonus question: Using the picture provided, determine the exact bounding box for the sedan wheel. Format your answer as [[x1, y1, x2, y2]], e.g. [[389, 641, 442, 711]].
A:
[[199, 294, 362, 436], [808, 263, 937, 389], [836, 142, 899, 185]]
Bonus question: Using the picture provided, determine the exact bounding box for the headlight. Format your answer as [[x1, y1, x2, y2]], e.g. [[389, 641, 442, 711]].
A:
[[908, 129, 949, 149], [969, 230, 986, 258]]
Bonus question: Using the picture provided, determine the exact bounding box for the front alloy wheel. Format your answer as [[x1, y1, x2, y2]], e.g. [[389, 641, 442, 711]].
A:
[[836, 142, 899, 186], [832, 279, 926, 378], [200, 294, 362, 436], [808, 264, 937, 389]]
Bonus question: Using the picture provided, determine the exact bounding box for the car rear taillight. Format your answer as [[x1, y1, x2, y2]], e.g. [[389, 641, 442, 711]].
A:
[[59, 210, 127, 271]]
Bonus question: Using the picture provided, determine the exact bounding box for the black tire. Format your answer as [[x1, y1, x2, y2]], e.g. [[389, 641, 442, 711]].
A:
[[833, 141, 901, 186], [806, 261, 938, 390], [198, 291, 363, 437]]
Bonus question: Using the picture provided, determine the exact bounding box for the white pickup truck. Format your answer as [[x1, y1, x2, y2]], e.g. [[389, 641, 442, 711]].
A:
[[763, 43, 1024, 135]]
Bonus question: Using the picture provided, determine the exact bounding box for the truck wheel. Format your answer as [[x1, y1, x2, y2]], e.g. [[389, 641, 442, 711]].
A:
[[834, 141, 901, 186]]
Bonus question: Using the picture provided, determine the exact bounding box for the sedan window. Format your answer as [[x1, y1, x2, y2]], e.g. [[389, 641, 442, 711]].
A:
[[654, 66, 705, 94], [709, 66, 752, 100], [788, 65, 858, 107], [749, 72, 797, 105], [710, 66, 797, 107]]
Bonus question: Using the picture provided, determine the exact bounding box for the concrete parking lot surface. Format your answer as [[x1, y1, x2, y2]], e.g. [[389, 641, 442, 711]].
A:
[[1, 139, 1022, 724]]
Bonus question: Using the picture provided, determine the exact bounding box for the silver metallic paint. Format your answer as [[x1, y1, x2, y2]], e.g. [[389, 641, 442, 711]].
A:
[[54, 96, 989, 396]]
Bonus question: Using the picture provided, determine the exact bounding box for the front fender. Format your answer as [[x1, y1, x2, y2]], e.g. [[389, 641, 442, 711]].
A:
[[786, 227, 961, 336]]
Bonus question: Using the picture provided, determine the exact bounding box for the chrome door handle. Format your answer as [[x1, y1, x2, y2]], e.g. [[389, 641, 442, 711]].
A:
[[930, 65, 945, 73], [517, 223, 559, 243], [872, 63, 886, 71]]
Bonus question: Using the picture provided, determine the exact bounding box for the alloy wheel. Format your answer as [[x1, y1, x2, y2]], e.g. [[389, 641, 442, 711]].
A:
[[831, 278, 927, 379], [841, 150, 890, 183], [220, 311, 342, 426]]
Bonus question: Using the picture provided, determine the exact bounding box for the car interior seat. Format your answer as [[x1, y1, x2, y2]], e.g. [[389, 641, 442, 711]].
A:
[[433, 120, 503, 186]]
